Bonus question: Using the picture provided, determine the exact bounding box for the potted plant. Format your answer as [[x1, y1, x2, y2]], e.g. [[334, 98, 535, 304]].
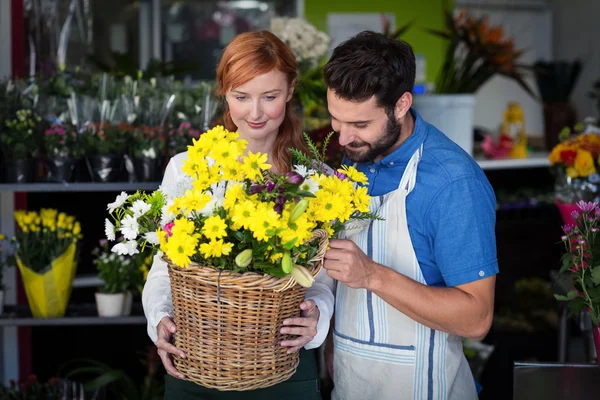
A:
[[0, 108, 42, 183], [13, 209, 82, 318], [43, 122, 84, 182], [555, 200, 600, 368], [93, 239, 130, 317], [414, 8, 535, 155], [0, 375, 63, 399], [129, 125, 165, 182], [166, 121, 200, 157], [80, 122, 128, 182]]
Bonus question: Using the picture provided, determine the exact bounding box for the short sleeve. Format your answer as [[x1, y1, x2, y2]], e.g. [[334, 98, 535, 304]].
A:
[[426, 176, 499, 287]]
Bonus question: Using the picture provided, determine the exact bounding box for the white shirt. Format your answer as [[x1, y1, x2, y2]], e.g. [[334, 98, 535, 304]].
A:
[[142, 152, 336, 349]]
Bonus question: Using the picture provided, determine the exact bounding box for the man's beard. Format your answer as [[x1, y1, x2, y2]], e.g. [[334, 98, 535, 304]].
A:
[[344, 116, 402, 163]]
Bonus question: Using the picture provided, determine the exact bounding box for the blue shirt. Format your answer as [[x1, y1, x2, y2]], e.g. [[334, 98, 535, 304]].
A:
[[345, 108, 499, 287]]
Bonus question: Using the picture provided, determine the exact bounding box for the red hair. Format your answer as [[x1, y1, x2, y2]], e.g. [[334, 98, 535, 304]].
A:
[[216, 30, 309, 173]]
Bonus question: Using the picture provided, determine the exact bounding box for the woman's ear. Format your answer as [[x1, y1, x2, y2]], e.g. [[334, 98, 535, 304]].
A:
[[287, 80, 296, 102]]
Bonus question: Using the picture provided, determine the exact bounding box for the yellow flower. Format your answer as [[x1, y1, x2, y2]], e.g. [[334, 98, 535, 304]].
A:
[[199, 239, 234, 258], [223, 182, 246, 210], [0, 233, 5, 240], [574, 149, 596, 177], [165, 232, 198, 268], [171, 218, 196, 236], [338, 165, 368, 185], [313, 191, 345, 222], [221, 159, 246, 182], [210, 140, 242, 165], [202, 215, 228, 240], [230, 200, 255, 230], [566, 167, 579, 178], [242, 151, 271, 180], [249, 203, 281, 242], [269, 252, 284, 262], [279, 213, 315, 247], [179, 189, 212, 214], [73, 222, 81, 235], [353, 186, 371, 213]]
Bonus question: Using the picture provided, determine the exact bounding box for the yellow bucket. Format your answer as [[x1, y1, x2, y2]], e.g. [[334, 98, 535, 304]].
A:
[[17, 243, 78, 318]]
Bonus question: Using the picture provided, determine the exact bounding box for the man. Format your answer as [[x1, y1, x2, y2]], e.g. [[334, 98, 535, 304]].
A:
[[322, 31, 498, 399]]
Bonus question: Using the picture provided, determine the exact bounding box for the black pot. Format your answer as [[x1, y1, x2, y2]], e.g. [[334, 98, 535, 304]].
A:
[[133, 157, 158, 182], [46, 158, 76, 183], [86, 155, 122, 182], [3, 159, 36, 183]]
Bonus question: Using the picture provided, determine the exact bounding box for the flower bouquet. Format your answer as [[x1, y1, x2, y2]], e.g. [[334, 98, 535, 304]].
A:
[[548, 122, 600, 224], [105, 126, 376, 390], [555, 201, 600, 367], [13, 209, 82, 318]]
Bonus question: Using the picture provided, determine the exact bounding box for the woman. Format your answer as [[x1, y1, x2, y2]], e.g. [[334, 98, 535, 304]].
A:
[[142, 31, 335, 400]]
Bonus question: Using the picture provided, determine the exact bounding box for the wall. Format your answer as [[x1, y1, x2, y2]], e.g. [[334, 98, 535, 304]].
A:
[[551, 0, 600, 121], [304, 0, 450, 84]]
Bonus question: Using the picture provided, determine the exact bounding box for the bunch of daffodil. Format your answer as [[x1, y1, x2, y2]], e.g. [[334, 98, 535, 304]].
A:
[[13, 209, 83, 273], [105, 126, 378, 285]]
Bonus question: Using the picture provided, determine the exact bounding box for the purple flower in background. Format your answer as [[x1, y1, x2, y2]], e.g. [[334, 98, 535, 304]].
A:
[[576, 200, 598, 212], [266, 182, 276, 193], [249, 184, 266, 195], [286, 171, 304, 184], [274, 203, 284, 214], [334, 169, 348, 180], [562, 224, 574, 234], [571, 210, 581, 220], [276, 195, 285, 205]]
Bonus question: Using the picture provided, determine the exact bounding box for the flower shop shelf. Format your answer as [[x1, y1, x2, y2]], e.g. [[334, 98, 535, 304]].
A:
[[475, 151, 550, 170], [0, 182, 160, 193], [0, 304, 146, 327]]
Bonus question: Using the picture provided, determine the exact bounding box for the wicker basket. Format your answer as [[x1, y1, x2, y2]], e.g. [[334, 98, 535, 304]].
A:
[[165, 229, 329, 391]]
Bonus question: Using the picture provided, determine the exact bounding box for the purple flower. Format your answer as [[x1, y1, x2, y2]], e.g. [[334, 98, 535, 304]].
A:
[[334, 170, 348, 180], [593, 228, 599, 232], [44, 129, 54, 135], [248, 184, 266, 195], [276, 195, 285, 205], [286, 171, 304, 184], [577, 200, 598, 212], [561, 235, 568, 241], [571, 210, 581, 220], [267, 182, 276, 193], [274, 203, 284, 214], [562, 224, 574, 234]]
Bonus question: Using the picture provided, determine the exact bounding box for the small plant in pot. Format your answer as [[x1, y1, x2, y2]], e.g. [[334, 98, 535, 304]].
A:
[[43, 123, 85, 183], [129, 125, 165, 182], [0, 233, 14, 315], [0, 109, 42, 183], [93, 239, 130, 317], [166, 121, 200, 157], [81, 122, 127, 182]]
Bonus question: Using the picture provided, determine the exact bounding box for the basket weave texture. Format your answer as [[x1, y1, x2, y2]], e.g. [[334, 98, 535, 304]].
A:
[[165, 229, 329, 391]]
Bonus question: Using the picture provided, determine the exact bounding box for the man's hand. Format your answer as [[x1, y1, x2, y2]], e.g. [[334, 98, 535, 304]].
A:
[[280, 300, 320, 354], [323, 239, 378, 289], [156, 316, 186, 380]]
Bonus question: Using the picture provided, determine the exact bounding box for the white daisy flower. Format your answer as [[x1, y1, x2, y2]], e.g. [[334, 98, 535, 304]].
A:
[[121, 215, 139, 240], [112, 240, 139, 256], [107, 191, 129, 213], [160, 201, 175, 227], [104, 219, 116, 241], [298, 176, 320, 194], [144, 231, 160, 245], [131, 200, 151, 218], [293, 165, 308, 177]]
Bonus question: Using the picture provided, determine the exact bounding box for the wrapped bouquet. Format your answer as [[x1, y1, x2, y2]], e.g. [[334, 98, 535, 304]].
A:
[[105, 125, 376, 390]]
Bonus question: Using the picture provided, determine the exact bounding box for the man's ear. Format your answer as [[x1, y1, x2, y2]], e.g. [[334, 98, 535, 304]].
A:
[[287, 80, 296, 102], [394, 92, 413, 121]]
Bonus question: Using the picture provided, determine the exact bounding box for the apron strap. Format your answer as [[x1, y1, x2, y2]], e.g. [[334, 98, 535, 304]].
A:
[[397, 144, 423, 194]]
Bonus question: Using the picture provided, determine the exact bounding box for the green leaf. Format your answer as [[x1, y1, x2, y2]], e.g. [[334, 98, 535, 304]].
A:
[[282, 238, 297, 250], [590, 266, 600, 285], [296, 190, 317, 198], [554, 289, 579, 301]]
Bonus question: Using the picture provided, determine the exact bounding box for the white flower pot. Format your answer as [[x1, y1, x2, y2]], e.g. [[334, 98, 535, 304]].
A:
[[0, 290, 4, 315], [412, 94, 476, 155], [121, 291, 133, 316], [95, 292, 126, 317]]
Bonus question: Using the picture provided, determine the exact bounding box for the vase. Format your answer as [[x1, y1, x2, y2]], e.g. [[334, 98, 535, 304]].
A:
[[46, 158, 76, 183], [16, 243, 78, 318], [543, 102, 577, 151], [121, 291, 133, 316], [3, 158, 36, 183], [412, 94, 476, 155], [95, 292, 126, 317], [555, 200, 580, 225], [594, 324, 600, 368], [86, 155, 122, 182], [133, 157, 158, 182]]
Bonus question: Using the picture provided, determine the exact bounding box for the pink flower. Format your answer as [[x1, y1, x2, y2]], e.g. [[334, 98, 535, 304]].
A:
[[562, 224, 574, 234], [577, 200, 598, 212], [44, 129, 54, 135], [163, 222, 175, 238]]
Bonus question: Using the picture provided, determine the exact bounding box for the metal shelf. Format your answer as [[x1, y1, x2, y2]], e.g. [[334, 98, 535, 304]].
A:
[[0, 304, 147, 327], [0, 182, 160, 193], [475, 152, 550, 170]]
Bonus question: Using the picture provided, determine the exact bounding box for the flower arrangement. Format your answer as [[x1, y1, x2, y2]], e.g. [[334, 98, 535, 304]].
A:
[[93, 239, 151, 295], [1, 108, 42, 160], [105, 125, 375, 285], [167, 121, 201, 156], [548, 122, 600, 204], [0, 375, 62, 400], [130, 125, 166, 160], [427, 9, 534, 96], [80, 122, 128, 156], [555, 201, 600, 328], [43, 122, 84, 160], [14, 209, 82, 273]]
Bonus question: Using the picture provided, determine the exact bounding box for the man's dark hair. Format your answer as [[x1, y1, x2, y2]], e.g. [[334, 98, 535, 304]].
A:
[[324, 31, 416, 113]]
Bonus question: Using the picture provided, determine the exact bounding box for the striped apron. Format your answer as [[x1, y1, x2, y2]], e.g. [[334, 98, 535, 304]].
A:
[[332, 145, 478, 400]]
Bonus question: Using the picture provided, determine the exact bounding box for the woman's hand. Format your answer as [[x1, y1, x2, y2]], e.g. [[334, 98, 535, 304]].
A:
[[156, 316, 186, 379], [280, 300, 320, 354]]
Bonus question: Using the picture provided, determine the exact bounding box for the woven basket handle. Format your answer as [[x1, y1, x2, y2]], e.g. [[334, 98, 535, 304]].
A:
[[276, 228, 329, 292]]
